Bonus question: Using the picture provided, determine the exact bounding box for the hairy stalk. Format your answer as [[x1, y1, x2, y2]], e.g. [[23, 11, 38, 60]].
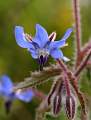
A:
[[35, 110, 45, 120], [82, 39, 91, 56], [35, 98, 50, 120], [64, 74, 71, 96], [56, 59, 86, 116], [13, 65, 61, 91], [72, 0, 82, 67], [13, 54, 91, 96], [74, 49, 91, 76], [47, 77, 62, 105], [14, 49, 91, 91], [86, 61, 91, 68], [80, 39, 91, 66]]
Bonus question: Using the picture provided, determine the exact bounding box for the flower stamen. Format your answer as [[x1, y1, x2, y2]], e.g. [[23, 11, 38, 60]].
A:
[[25, 33, 32, 42]]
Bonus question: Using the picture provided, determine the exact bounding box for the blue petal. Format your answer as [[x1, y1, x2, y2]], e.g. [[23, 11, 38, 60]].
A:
[[28, 48, 38, 59], [34, 24, 49, 48], [50, 49, 64, 59], [15, 26, 34, 49], [62, 56, 70, 62], [49, 28, 72, 49], [16, 89, 34, 102], [0, 75, 13, 95]]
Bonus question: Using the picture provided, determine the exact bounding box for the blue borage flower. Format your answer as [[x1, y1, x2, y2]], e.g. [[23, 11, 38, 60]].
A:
[[15, 24, 72, 69], [0, 75, 34, 102], [0, 75, 34, 112]]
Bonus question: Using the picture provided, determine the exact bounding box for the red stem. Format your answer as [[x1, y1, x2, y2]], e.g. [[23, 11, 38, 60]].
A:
[[73, 0, 81, 55], [74, 49, 91, 76], [64, 75, 71, 96], [56, 59, 86, 115], [57, 59, 71, 96]]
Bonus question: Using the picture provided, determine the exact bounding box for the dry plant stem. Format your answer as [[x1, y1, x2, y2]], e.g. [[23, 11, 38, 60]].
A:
[[72, 0, 81, 67], [57, 59, 86, 115]]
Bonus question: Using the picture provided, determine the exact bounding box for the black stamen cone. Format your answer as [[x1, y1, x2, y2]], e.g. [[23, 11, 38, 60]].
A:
[[5, 100, 12, 114], [38, 55, 48, 71], [39, 64, 43, 71]]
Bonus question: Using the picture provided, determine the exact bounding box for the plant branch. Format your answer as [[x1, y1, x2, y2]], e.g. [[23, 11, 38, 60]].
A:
[[73, 0, 81, 54], [81, 39, 91, 58], [74, 49, 91, 76], [13, 65, 61, 91], [56, 59, 86, 115], [72, 0, 82, 67]]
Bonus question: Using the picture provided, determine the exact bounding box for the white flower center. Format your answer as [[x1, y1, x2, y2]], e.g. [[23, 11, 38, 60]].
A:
[[38, 49, 49, 58]]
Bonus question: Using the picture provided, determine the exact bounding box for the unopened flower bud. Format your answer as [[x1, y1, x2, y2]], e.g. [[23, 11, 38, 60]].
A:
[[65, 95, 76, 120], [51, 94, 62, 116]]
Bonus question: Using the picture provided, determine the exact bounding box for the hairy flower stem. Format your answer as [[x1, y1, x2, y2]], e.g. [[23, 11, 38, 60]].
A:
[[57, 59, 86, 115], [47, 76, 63, 107], [86, 61, 91, 68], [14, 48, 91, 92], [47, 78, 62, 105], [64, 75, 71, 96], [81, 40, 91, 56], [74, 49, 91, 76], [13, 65, 61, 91], [35, 110, 45, 120], [72, 0, 82, 67]]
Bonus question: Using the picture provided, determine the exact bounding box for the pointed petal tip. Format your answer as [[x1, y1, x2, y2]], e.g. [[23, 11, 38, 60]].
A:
[[15, 26, 24, 32], [0, 75, 12, 82], [16, 89, 34, 102], [66, 28, 73, 34], [0, 75, 13, 95], [15, 25, 30, 48], [35, 24, 49, 48], [35, 24, 43, 30], [15, 25, 23, 28], [63, 57, 70, 62], [35, 24, 45, 31], [36, 23, 40, 27]]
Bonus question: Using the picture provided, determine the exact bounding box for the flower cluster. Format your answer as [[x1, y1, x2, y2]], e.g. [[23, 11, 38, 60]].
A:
[[14, 24, 77, 119], [15, 24, 72, 70], [47, 78, 76, 120], [0, 75, 34, 113]]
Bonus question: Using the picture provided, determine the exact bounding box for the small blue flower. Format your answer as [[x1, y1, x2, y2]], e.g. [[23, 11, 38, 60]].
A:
[[0, 75, 34, 112], [15, 24, 72, 69]]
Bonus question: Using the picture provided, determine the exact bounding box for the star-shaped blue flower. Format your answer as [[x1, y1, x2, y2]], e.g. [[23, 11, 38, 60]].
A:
[[15, 24, 72, 70], [0, 75, 34, 113]]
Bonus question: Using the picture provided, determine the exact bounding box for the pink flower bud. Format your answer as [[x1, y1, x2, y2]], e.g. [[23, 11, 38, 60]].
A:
[[52, 94, 62, 116], [65, 95, 76, 120]]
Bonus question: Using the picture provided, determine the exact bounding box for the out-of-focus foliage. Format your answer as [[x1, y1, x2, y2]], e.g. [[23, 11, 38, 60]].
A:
[[0, 0, 91, 120]]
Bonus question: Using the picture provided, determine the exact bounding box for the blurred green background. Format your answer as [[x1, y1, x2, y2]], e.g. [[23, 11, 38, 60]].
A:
[[0, 0, 91, 120]]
